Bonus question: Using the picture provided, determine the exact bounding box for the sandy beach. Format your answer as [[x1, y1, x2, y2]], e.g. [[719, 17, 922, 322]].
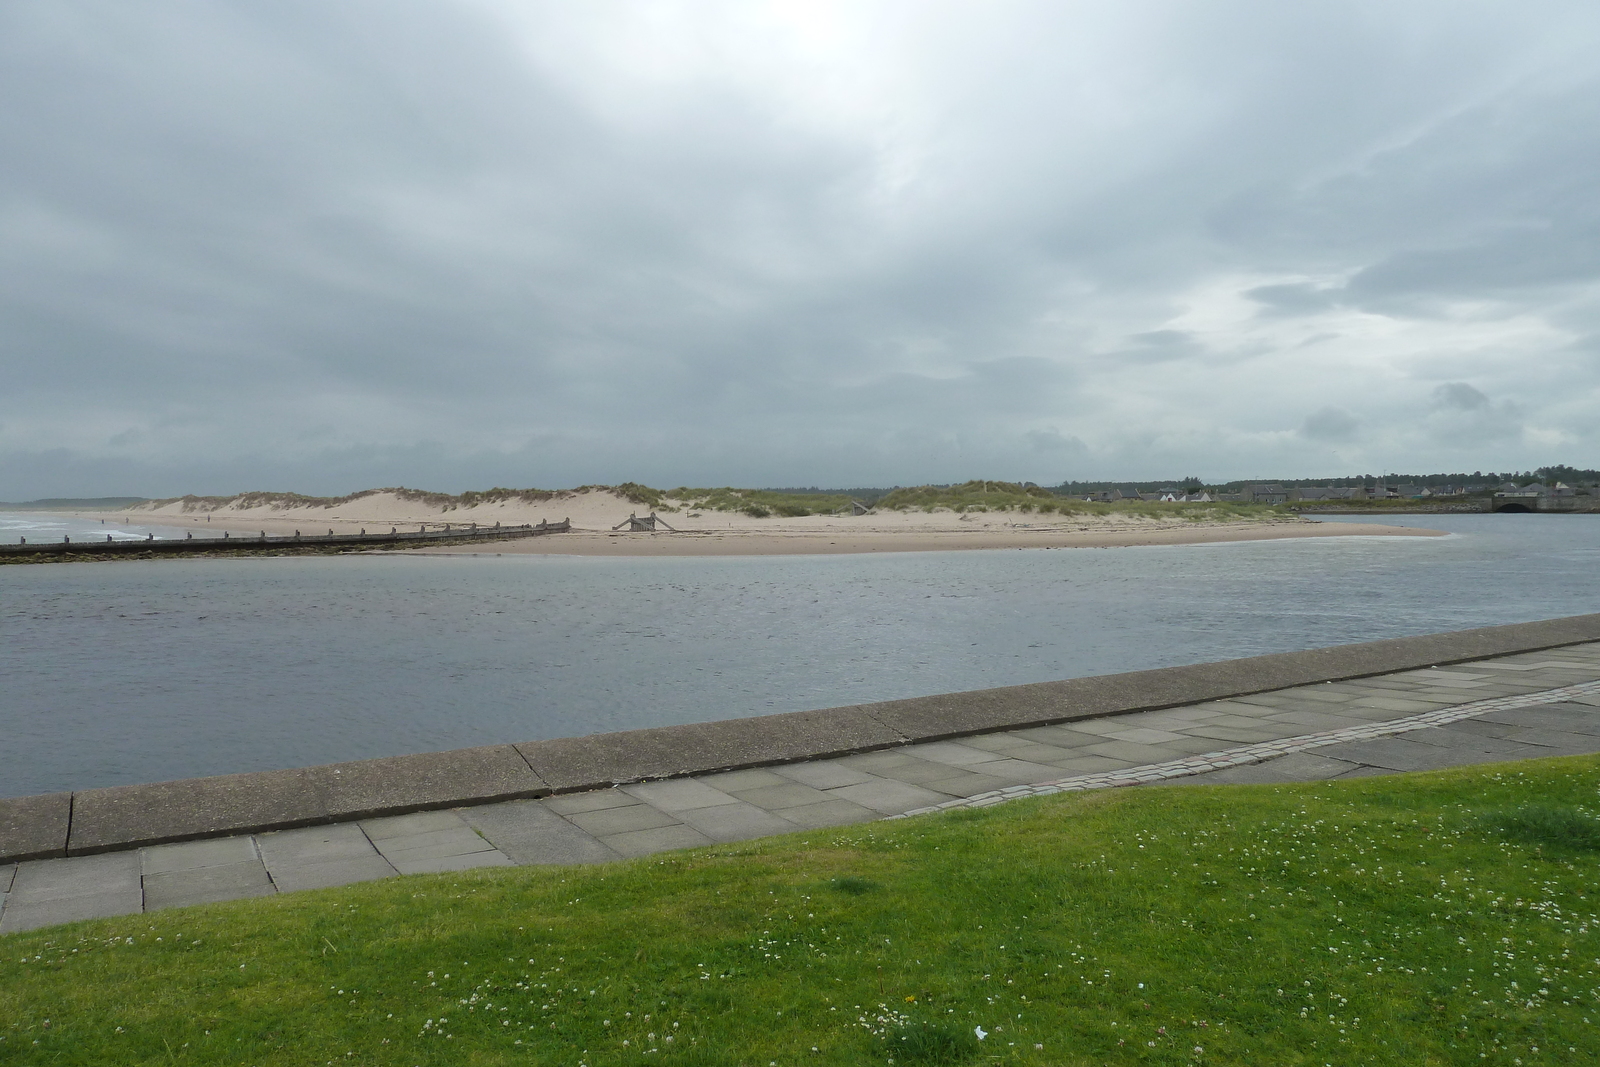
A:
[[98, 488, 1445, 555]]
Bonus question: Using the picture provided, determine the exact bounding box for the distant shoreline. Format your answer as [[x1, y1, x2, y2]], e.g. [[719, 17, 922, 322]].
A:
[[400, 520, 1444, 556], [17, 488, 1449, 560]]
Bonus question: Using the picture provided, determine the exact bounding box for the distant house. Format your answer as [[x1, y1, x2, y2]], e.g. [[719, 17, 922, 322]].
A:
[[1241, 483, 1291, 504]]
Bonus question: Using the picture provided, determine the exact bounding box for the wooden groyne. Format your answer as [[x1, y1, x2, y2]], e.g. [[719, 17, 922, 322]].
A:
[[0, 519, 571, 560]]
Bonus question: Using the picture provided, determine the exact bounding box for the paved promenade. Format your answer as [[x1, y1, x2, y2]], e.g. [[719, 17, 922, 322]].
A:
[[4, 636, 1599, 935]]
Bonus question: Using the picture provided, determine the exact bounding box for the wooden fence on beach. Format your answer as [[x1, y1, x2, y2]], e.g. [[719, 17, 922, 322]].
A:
[[0, 519, 571, 559]]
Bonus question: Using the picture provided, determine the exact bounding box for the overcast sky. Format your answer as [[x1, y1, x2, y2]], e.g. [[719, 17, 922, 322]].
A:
[[4, 1, 1599, 497]]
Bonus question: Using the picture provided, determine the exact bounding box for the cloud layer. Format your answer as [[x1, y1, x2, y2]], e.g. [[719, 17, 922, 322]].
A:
[[3, 0, 1599, 496]]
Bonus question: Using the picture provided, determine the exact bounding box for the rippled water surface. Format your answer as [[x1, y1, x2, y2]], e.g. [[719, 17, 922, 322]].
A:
[[4, 513, 1598, 796]]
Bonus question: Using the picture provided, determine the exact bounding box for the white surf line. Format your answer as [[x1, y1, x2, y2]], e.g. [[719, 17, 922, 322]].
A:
[[895, 677, 1600, 817]]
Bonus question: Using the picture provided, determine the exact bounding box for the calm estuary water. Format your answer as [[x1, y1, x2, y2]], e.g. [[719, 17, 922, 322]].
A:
[[3, 513, 1598, 797]]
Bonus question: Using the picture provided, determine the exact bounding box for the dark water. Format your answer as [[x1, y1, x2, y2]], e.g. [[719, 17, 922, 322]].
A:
[[3, 513, 1597, 797]]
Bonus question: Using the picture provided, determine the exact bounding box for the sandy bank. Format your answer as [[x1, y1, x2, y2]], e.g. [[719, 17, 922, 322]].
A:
[[98, 488, 1444, 556]]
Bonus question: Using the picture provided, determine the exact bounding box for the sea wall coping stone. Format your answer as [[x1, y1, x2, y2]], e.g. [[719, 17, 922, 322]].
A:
[[0, 792, 72, 863], [6, 611, 1600, 860]]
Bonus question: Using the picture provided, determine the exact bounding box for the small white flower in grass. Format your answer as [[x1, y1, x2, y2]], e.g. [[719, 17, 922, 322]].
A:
[[974, 1026, 987, 1040]]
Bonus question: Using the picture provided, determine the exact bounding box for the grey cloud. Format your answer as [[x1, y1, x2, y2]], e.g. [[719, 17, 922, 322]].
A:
[[4, 1, 1600, 495], [1299, 407, 1360, 443], [1432, 382, 1492, 412]]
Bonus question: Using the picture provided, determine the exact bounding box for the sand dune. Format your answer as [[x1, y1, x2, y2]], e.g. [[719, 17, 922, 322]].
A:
[[105, 487, 1442, 555]]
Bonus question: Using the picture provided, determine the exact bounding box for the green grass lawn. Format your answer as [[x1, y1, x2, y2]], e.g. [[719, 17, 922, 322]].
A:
[[6, 757, 1600, 1066]]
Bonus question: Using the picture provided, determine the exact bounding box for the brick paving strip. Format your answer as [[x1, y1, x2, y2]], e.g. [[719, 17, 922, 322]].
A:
[[3, 618, 1600, 935]]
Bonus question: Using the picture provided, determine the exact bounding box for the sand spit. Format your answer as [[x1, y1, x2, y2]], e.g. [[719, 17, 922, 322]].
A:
[[95, 487, 1446, 556]]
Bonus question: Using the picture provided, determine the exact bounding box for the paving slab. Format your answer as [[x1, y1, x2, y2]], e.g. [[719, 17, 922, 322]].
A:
[[770, 797, 881, 828], [907, 741, 1008, 767], [722, 781, 834, 810], [1, 852, 143, 933], [460, 800, 620, 865], [772, 760, 881, 790], [257, 824, 397, 892], [921, 772, 1016, 797], [385, 850, 514, 875], [696, 768, 793, 792], [0, 791, 72, 862], [1168, 751, 1365, 785], [1472, 705, 1600, 735], [565, 803, 681, 837], [598, 823, 714, 858], [358, 810, 468, 841], [622, 779, 740, 813], [266, 855, 399, 893], [143, 860, 275, 910], [0, 890, 144, 933], [1310, 736, 1532, 773], [141, 836, 260, 876], [0, 864, 14, 893], [543, 788, 639, 815], [826, 779, 948, 815], [672, 801, 802, 843]]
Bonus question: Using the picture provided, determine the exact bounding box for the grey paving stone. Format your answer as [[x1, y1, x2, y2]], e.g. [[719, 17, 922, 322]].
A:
[[1260, 709, 1376, 731], [974, 740, 1084, 763], [267, 855, 398, 893], [1473, 705, 1600, 735], [0, 891, 144, 933], [697, 768, 792, 792], [1005, 724, 1115, 746], [954, 733, 1037, 753], [723, 782, 834, 810], [360, 810, 468, 841], [1082, 739, 1210, 763], [1100, 726, 1189, 744], [142, 860, 275, 910], [837, 750, 927, 773], [598, 823, 714, 858], [773, 760, 881, 790], [826, 779, 947, 815], [905, 741, 1004, 767], [770, 798, 880, 829], [921, 772, 1016, 797], [542, 788, 638, 815], [961, 758, 1071, 783], [1272, 686, 1362, 705], [1039, 754, 1138, 773], [0, 864, 16, 893], [672, 802, 801, 843], [1403, 727, 1582, 760], [1168, 751, 1364, 785], [1182, 725, 1301, 744], [365, 827, 496, 866], [386, 850, 514, 876], [0, 791, 71, 862], [1312, 736, 1534, 773], [622, 779, 739, 813], [11, 851, 141, 903], [2, 853, 143, 932], [141, 835, 260, 876], [1573, 694, 1600, 708], [257, 824, 380, 868], [859, 756, 971, 786], [565, 803, 681, 837], [461, 800, 620, 865]]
